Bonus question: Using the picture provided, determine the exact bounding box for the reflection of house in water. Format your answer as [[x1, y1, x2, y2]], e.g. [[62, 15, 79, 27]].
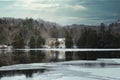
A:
[[46, 38, 65, 48], [0, 45, 13, 54], [45, 51, 65, 62], [45, 51, 78, 62]]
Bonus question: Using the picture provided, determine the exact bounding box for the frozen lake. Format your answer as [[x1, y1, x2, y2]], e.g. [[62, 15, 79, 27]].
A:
[[0, 49, 120, 80], [0, 59, 120, 80]]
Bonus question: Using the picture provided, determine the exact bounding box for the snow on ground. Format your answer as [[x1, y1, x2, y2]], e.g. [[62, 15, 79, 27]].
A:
[[15, 48, 120, 52], [1, 59, 120, 80]]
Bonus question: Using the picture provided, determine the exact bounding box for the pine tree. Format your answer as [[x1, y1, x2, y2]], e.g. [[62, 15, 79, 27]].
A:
[[12, 33, 24, 48], [29, 36, 36, 48], [77, 28, 87, 48], [65, 31, 73, 48], [36, 36, 45, 48]]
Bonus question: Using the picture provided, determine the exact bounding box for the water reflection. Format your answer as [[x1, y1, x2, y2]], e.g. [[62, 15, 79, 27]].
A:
[[0, 50, 66, 66], [0, 50, 120, 66], [65, 51, 74, 61], [0, 50, 120, 79], [63, 62, 120, 68], [0, 69, 47, 78]]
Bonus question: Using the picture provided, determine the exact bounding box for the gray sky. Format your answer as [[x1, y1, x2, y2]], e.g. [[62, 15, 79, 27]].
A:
[[0, 0, 120, 25]]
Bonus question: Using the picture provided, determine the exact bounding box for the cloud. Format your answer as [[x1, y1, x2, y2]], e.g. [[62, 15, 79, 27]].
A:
[[65, 5, 87, 11], [8, 0, 86, 12], [1, 0, 119, 25], [0, 0, 15, 1], [7, 0, 60, 13]]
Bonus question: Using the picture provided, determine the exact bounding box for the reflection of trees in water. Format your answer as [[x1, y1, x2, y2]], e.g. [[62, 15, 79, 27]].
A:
[[0, 50, 45, 66], [12, 51, 30, 64], [1, 50, 120, 66], [73, 51, 120, 60], [64, 51, 97, 61], [65, 51, 120, 60], [30, 50, 45, 63], [74, 52, 97, 60], [65, 52, 74, 61], [0, 51, 13, 66], [0, 50, 65, 66], [0, 69, 47, 78], [12, 50, 45, 63]]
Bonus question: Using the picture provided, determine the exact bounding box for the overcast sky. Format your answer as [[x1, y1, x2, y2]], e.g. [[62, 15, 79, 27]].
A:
[[0, 0, 120, 25]]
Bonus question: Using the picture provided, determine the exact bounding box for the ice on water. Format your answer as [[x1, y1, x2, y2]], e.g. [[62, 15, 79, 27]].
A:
[[0, 59, 120, 80]]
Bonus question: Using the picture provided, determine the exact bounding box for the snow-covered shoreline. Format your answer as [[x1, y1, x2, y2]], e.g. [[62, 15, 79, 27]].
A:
[[1, 48, 120, 52]]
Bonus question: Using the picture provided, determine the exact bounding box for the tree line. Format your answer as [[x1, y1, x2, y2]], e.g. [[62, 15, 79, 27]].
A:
[[0, 17, 120, 48], [65, 22, 120, 48]]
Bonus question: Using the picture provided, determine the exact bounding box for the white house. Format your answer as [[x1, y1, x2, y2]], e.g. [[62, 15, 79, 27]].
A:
[[0, 45, 8, 49], [46, 38, 66, 48], [58, 38, 65, 48]]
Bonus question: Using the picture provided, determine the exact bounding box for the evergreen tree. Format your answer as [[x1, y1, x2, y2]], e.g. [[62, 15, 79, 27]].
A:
[[12, 33, 24, 48], [97, 23, 106, 48], [0, 28, 6, 44], [77, 28, 87, 48], [36, 36, 45, 48], [86, 29, 98, 48], [29, 36, 36, 48], [0, 34, 5, 44], [100, 23, 106, 32], [51, 26, 59, 39], [65, 31, 73, 48]]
